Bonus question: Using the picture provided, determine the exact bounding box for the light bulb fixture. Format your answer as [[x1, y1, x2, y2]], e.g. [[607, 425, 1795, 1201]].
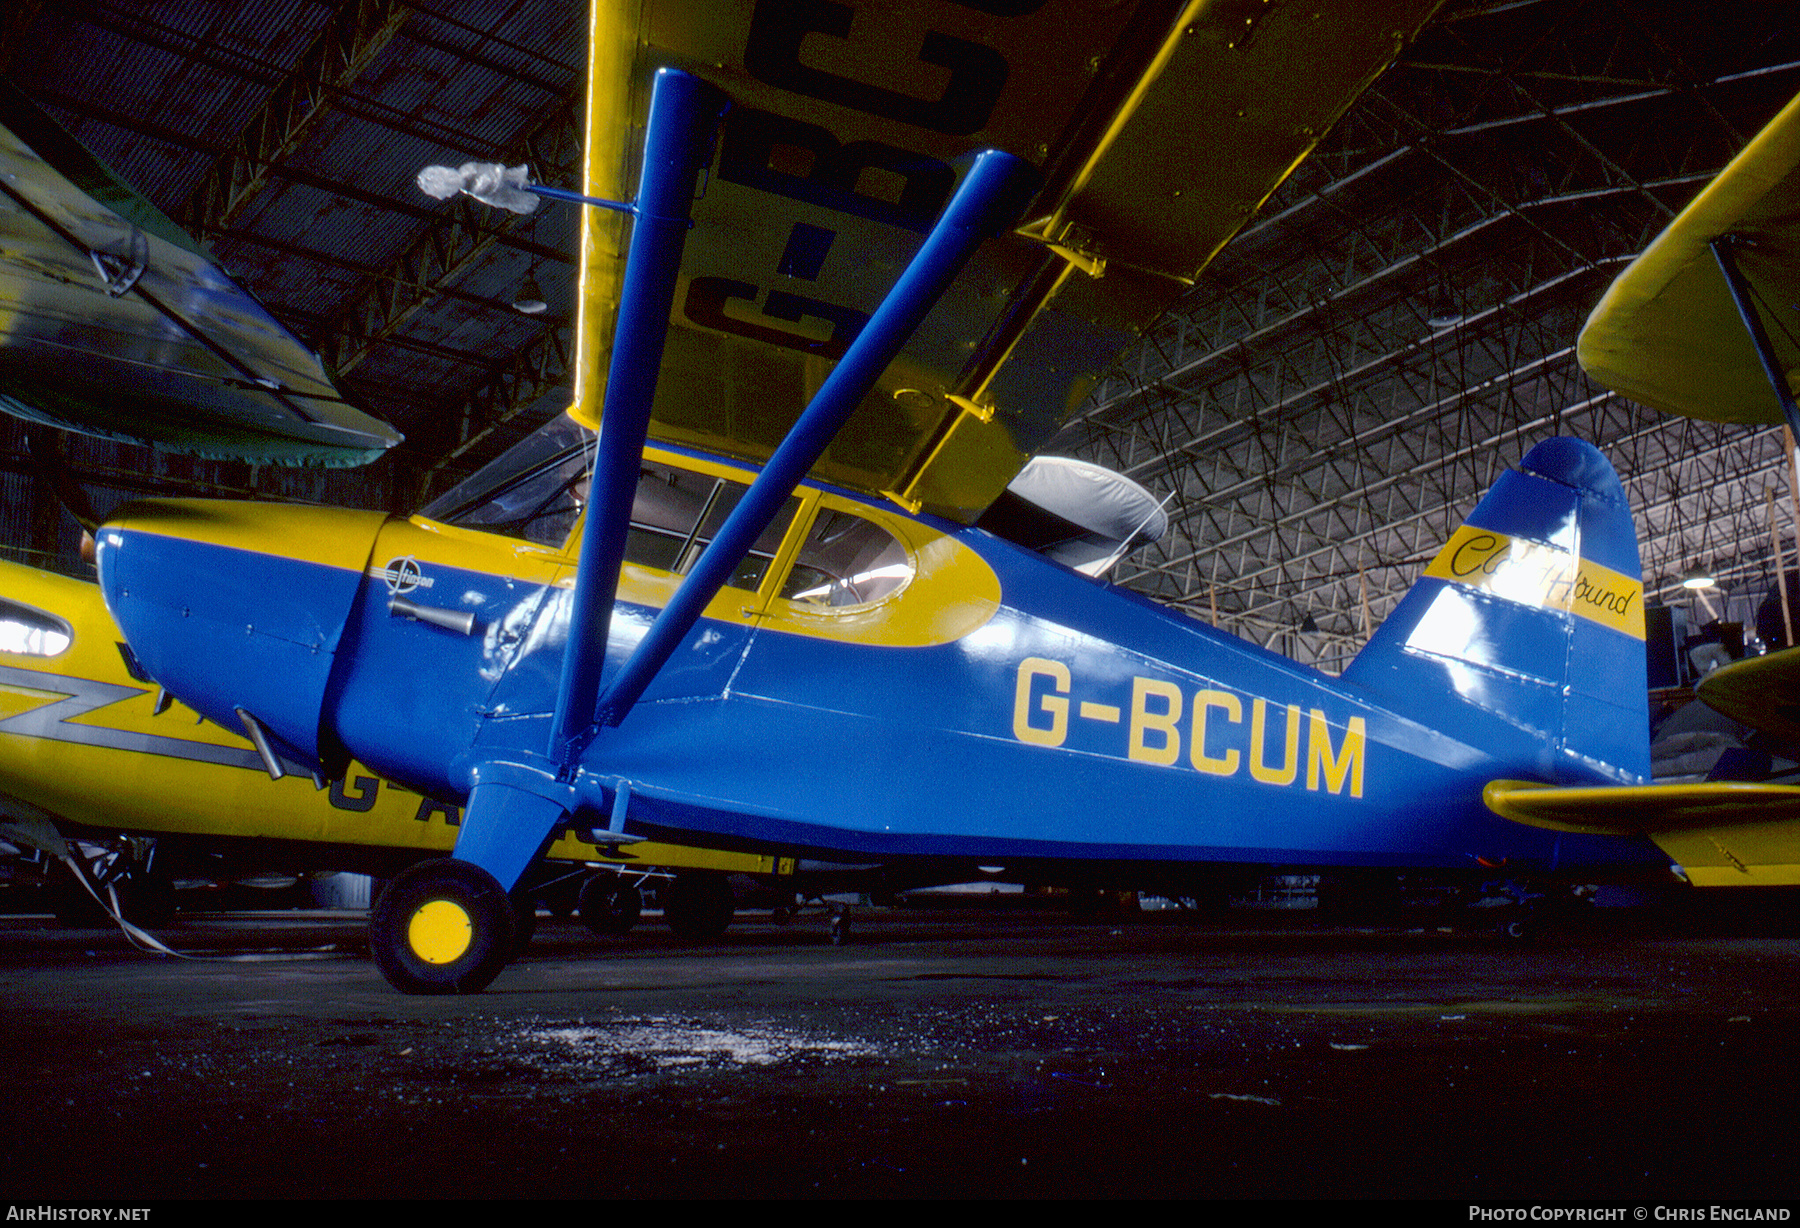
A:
[[1426, 293, 1463, 329], [511, 273, 547, 315], [1680, 564, 1717, 590]]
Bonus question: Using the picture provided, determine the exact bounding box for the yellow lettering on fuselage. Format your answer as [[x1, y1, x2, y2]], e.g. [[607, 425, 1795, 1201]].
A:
[[1190, 690, 1241, 776], [1012, 657, 1070, 746], [1009, 661, 1366, 799], [1128, 677, 1183, 765]]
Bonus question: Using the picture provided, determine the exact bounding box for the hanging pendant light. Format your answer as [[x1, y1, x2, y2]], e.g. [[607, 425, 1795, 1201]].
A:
[[512, 271, 547, 315], [1680, 563, 1717, 590]]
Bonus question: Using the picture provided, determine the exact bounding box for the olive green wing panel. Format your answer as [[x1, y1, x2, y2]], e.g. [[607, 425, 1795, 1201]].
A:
[[0, 84, 401, 466]]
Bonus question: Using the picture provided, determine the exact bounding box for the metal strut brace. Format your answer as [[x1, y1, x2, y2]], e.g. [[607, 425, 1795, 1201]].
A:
[[444, 69, 723, 893], [547, 68, 727, 763], [590, 147, 1041, 729]]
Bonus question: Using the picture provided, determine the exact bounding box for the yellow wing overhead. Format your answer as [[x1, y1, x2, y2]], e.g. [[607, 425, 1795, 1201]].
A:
[[574, 0, 1445, 522], [1577, 89, 1800, 425], [1485, 779, 1800, 887]]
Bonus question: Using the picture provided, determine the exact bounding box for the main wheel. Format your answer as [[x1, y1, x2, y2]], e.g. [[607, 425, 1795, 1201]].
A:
[[662, 871, 734, 941], [369, 859, 516, 995], [578, 875, 641, 936]]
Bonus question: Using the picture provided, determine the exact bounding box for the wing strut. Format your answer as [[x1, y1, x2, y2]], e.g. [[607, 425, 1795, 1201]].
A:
[[447, 67, 727, 895], [450, 68, 1036, 899], [1709, 235, 1800, 439], [588, 147, 1039, 730], [547, 68, 728, 762]]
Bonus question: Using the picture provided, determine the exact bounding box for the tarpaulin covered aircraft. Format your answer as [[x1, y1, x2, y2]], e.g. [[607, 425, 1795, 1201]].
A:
[[72, 0, 1709, 994], [1487, 88, 1800, 887]]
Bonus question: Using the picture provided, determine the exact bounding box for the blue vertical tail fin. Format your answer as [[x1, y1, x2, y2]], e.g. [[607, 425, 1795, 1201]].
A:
[[1341, 437, 1649, 784]]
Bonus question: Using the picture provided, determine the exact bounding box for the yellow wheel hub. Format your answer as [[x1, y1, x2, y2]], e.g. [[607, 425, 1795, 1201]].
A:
[[408, 898, 474, 965]]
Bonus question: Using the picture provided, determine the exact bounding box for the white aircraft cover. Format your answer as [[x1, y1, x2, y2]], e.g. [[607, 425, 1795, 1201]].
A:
[[1005, 456, 1168, 576]]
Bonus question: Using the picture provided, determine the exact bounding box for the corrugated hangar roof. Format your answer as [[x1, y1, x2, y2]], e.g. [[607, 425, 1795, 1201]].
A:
[[1, 0, 1798, 673]]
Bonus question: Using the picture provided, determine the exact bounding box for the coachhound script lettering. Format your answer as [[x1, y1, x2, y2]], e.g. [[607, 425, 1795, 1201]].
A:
[[1426, 526, 1646, 640]]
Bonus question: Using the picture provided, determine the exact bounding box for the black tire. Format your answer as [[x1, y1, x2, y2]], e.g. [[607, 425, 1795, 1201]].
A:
[[369, 859, 516, 995], [663, 872, 734, 941], [578, 876, 641, 937]]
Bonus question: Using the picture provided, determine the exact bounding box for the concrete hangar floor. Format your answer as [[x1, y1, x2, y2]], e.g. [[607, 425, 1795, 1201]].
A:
[[2, 902, 1799, 1201]]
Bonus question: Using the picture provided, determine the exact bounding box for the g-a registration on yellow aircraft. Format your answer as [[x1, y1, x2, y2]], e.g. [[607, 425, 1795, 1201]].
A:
[[8, 0, 1793, 996]]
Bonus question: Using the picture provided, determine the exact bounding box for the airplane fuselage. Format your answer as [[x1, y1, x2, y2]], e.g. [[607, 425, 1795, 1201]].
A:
[[94, 440, 1669, 887]]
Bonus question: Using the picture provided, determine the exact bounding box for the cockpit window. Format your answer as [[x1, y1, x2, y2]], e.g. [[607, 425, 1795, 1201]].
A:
[[436, 448, 588, 546], [628, 465, 797, 590], [418, 414, 799, 582], [0, 598, 71, 656], [778, 509, 912, 607]]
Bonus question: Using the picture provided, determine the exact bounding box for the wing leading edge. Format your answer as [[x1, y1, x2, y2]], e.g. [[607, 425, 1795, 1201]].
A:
[[572, 0, 1446, 522], [0, 83, 401, 467]]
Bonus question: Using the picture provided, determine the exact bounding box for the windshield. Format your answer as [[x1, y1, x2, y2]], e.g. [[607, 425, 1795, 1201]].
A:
[[420, 414, 593, 536], [417, 415, 796, 585]]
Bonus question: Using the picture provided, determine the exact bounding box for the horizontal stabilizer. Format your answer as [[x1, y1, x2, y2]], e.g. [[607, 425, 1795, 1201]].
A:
[[0, 83, 401, 466], [1486, 778, 1800, 887], [1485, 778, 1800, 834]]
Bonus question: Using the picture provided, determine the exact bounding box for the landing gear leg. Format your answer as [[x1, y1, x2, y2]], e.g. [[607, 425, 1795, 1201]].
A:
[[370, 859, 516, 995], [55, 837, 173, 928]]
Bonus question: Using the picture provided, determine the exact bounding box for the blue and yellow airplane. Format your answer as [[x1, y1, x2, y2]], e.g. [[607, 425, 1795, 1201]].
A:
[[0, 555, 775, 931], [10, 0, 1738, 995]]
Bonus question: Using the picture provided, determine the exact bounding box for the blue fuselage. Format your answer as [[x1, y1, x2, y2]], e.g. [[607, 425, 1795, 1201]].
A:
[[94, 444, 1668, 885]]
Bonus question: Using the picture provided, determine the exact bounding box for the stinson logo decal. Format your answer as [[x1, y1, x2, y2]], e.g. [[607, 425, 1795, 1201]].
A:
[[373, 556, 434, 595]]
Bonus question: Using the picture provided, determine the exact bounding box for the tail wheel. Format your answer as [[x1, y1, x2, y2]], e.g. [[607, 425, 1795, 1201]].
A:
[[370, 859, 515, 995], [578, 875, 642, 937]]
